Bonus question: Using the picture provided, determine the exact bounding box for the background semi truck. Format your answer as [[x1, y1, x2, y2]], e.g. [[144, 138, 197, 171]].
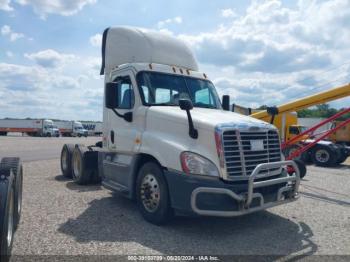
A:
[[0, 119, 59, 137], [60, 26, 301, 225], [81, 121, 103, 136], [54, 121, 88, 137]]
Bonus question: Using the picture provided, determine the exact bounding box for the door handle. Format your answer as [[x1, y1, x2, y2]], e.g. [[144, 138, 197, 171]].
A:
[[110, 130, 114, 144]]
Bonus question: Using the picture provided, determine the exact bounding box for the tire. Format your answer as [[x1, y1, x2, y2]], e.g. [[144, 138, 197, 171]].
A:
[[335, 146, 348, 164], [60, 144, 74, 178], [293, 159, 307, 179], [283, 144, 310, 163], [71, 145, 97, 185], [46, 133, 51, 137], [0, 162, 15, 262], [336, 154, 348, 164], [0, 158, 23, 231], [311, 145, 337, 167], [136, 162, 173, 225]]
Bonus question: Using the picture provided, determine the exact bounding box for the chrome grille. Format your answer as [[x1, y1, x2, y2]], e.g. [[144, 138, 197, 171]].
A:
[[222, 130, 282, 177]]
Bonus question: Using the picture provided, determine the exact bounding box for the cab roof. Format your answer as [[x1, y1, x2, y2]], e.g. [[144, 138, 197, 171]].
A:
[[100, 26, 198, 76]]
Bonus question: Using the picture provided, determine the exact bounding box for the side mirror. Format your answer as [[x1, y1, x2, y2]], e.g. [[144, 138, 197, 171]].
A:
[[222, 95, 230, 111], [105, 82, 119, 109], [179, 99, 198, 139], [179, 99, 193, 111]]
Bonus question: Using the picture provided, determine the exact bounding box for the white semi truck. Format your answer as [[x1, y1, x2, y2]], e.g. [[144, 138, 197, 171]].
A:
[[0, 119, 59, 137], [55, 121, 88, 137], [60, 27, 301, 225], [81, 121, 103, 136]]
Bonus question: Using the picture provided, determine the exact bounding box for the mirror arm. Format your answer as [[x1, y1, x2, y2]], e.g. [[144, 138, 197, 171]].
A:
[[111, 109, 133, 122], [185, 110, 198, 139]]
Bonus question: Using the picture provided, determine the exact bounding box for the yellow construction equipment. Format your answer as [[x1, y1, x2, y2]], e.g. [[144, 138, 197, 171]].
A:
[[232, 83, 350, 167]]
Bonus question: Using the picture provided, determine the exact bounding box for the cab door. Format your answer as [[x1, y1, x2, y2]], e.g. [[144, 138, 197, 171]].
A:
[[106, 70, 141, 153]]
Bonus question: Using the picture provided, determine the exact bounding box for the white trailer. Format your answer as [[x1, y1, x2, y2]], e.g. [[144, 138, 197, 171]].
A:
[[81, 121, 102, 136], [60, 27, 301, 225], [0, 119, 59, 137], [55, 121, 88, 137]]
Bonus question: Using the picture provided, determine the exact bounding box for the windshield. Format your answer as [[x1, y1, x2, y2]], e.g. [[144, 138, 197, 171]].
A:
[[299, 126, 308, 133], [137, 72, 221, 109]]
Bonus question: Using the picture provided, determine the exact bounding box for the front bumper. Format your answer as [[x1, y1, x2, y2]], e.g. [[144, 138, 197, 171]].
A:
[[165, 161, 300, 217]]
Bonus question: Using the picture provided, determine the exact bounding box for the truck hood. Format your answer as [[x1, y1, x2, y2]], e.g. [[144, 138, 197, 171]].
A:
[[147, 106, 275, 131]]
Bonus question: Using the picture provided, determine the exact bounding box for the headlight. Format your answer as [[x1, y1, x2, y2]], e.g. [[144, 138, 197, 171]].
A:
[[180, 151, 219, 177]]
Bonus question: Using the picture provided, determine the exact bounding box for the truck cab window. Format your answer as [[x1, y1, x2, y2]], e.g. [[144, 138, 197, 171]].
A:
[[137, 71, 221, 109], [289, 126, 300, 135], [116, 77, 135, 109]]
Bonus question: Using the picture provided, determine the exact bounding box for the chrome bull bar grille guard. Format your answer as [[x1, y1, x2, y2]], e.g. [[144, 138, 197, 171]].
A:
[[190, 160, 300, 217]]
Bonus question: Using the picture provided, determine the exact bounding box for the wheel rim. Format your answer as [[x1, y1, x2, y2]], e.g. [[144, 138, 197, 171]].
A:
[[7, 188, 14, 247], [73, 151, 81, 178], [315, 149, 330, 163], [141, 174, 160, 213], [61, 149, 68, 171]]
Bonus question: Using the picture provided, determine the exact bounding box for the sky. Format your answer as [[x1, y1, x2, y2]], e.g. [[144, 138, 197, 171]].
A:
[[0, 0, 350, 121]]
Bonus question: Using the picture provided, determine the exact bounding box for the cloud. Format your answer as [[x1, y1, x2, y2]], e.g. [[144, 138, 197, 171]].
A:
[[24, 49, 76, 68], [6, 51, 13, 57], [221, 8, 236, 18], [15, 0, 97, 18], [1, 25, 25, 41], [0, 60, 103, 120], [0, 0, 13, 11], [157, 16, 182, 28], [89, 33, 102, 47], [173, 0, 350, 108]]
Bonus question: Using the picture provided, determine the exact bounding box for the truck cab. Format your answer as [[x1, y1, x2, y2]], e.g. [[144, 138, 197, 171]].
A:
[[73, 121, 88, 137], [43, 119, 59, 137], [60, 27, 300, 225]]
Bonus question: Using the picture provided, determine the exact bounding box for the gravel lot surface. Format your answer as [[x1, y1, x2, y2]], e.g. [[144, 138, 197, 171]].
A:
[[0, 136, 349, 259]]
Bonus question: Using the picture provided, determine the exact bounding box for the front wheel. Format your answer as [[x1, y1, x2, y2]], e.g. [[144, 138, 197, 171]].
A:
[[311, 145, 337, 167], [136, 162, 173, 225]]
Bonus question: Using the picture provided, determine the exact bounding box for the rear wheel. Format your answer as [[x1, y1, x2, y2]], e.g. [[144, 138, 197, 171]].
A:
[[71, 145, 99, 185], [136, 162, 173, 225], [311, 145, 337, 167], [1, 158, 23, 230], [61, 144, 74, 178], [335, 145, 348, 164], [0, 162, 15, 261], [336, 154, 348, 164]]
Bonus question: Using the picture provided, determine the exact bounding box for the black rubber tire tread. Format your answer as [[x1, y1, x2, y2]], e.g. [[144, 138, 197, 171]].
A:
[[335, 146, 348, 164], [0, 162, 15, 262], [311, 145, 337, 167], [60, 144, 74, 178], [0, 158, 22, 231], [71, 145, 99, 185], [136, 162, 173, 225], [336, 153, 348, 164], [293, 159, 307, 179]]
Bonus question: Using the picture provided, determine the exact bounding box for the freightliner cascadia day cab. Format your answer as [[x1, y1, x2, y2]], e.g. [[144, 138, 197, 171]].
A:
[[0, 119, 59, 137], [55, 121, 88, 137], [60, 27, 301, 225]]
